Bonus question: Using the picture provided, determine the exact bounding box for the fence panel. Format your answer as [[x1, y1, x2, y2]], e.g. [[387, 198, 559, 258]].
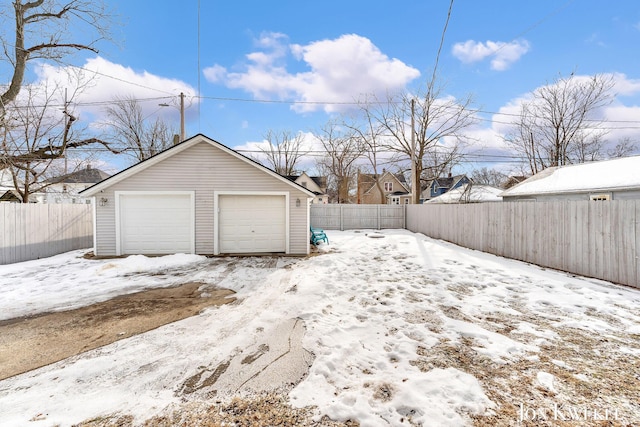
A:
[[406, 201, 639, 289], [0, 204, 93, 265], [311, 204, 405, 231]]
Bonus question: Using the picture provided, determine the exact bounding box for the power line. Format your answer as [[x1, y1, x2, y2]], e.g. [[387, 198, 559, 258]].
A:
[[7, 93, 640, 128]]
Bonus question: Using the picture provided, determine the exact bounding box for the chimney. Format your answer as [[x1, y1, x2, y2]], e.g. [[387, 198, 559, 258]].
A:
[[173, 134, 180, 145]]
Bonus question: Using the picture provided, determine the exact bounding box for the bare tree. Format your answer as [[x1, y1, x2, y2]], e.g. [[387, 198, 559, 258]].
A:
[[1, 0, 112, 109], [470, 167, 507, 188], [343, 101, 387, 203], [1, 82, 113, 202], [505, 73, 615, 174], [368, 82, 477, 203], [258, 130, 307, 175], [571, 133, 606, 163], [314, 120, 363, 203], [607, 137, 638, 158], [103, 96, 176, 163]]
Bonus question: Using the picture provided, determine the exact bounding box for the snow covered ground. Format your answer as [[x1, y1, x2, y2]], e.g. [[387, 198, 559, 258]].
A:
[[0, 229, 639, 426]]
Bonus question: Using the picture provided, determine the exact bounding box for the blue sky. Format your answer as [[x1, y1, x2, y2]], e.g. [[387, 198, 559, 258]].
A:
[[22, 0, 640, 174]]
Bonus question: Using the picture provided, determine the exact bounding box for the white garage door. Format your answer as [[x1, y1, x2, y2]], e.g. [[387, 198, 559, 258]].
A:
[[118, 193, 193, 255], [218, 195, 286, 253]]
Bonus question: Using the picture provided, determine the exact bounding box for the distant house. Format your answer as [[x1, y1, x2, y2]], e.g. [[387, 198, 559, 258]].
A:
[[0, 169, 18, 202], [421, 174, 470, 202], [426, 184, 503, 204], [0, 190, 23, 203], [44, 166, 111, 204], [357, 170, 411, 205], [0, 168, 43, 203], [0, 166, 109, 204], [502, 175, 527, 189], [285, 172, 328, 204], [501, 156, 640, 201]]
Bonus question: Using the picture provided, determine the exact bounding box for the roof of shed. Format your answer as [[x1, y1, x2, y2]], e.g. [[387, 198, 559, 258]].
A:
[[501, 156, 640, 197]]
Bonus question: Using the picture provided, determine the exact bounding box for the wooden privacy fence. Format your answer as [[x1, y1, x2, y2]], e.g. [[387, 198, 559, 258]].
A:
[[1, 204, 93, 265], [311, 204, 405, 230], [406, 201, 640, 289]]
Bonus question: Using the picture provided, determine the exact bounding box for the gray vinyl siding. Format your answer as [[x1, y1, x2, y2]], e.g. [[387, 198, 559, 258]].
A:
[[503, 188, 640, 202], [611, 189, 640, 200], [94, 140, 310, 256]]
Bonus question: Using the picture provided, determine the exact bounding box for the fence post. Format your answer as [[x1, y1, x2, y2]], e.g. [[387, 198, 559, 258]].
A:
[[377, 205, 380, 230], [403, 204, 406, 229], [340, 204, 344, 231]]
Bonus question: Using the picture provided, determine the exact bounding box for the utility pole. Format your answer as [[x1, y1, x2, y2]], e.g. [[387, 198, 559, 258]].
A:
[[63, 88, 69, 174], [179, 92, 185, 142], [410, 98, 417, 204]]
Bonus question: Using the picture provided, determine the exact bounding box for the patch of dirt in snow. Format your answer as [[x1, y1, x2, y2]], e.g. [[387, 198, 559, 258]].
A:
[[410, 309, 640, 427], [0, 282, 235, 381], [74, 393, 359, 427]]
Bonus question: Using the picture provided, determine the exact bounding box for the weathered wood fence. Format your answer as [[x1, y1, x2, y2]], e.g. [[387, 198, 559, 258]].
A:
[[311, 204, 405, 230], [1, 204, 93, 265], [406, 201, 639, 289], [4, 201, 639, 288]]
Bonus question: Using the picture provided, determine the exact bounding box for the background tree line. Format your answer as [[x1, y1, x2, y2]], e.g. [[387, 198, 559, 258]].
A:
[[1, 2, 636, 203], [254, 73, 635, 202]]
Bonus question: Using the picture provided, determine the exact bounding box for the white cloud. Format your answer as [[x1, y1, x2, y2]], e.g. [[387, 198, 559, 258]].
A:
[[610, 72, 640, 96], [452, 39, 530, 71], [202, 64, 227, 83], [203, 33, 420, 113], [32, 57, 197, 124]]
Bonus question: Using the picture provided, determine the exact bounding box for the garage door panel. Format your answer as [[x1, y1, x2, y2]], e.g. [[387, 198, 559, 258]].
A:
[[219, 195, 286, 253], [119, 193, 193, 255]]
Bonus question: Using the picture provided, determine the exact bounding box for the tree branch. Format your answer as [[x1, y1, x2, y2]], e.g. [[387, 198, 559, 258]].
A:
[[27, 43, 99, 54]]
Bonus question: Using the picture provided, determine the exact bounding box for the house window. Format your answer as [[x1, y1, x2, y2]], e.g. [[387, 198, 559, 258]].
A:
[[318, 197, 323, 203], [301, 181, 307, 188], [404, 198, 410, 204], [391, 196, 400, 205], [384, 182, 393, 192], [590, 194, 610, 201]]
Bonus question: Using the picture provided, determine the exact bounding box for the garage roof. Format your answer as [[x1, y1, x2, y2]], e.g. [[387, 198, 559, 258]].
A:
[[81, 134, 316, 198]]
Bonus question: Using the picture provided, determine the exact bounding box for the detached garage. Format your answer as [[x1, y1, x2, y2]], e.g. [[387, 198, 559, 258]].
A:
[[81, 134, 315, 257]]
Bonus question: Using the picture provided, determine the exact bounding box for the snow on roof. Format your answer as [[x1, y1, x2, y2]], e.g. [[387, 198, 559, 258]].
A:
[[501, 156, 640, 197], [426, 184, 503, 203]]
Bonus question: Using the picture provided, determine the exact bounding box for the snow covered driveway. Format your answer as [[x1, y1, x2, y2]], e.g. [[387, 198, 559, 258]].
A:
[[0, 229, 639, 426]]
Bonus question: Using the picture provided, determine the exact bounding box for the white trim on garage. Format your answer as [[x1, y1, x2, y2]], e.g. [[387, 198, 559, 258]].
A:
[[115, 191, 195, 256], [92, 197, 98, 256], [214, 191, 290, 255]]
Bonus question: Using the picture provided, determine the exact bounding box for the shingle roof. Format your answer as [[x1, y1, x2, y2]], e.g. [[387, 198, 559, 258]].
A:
[[47, 167, 111, 184], [285, 175, 327, 190]]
